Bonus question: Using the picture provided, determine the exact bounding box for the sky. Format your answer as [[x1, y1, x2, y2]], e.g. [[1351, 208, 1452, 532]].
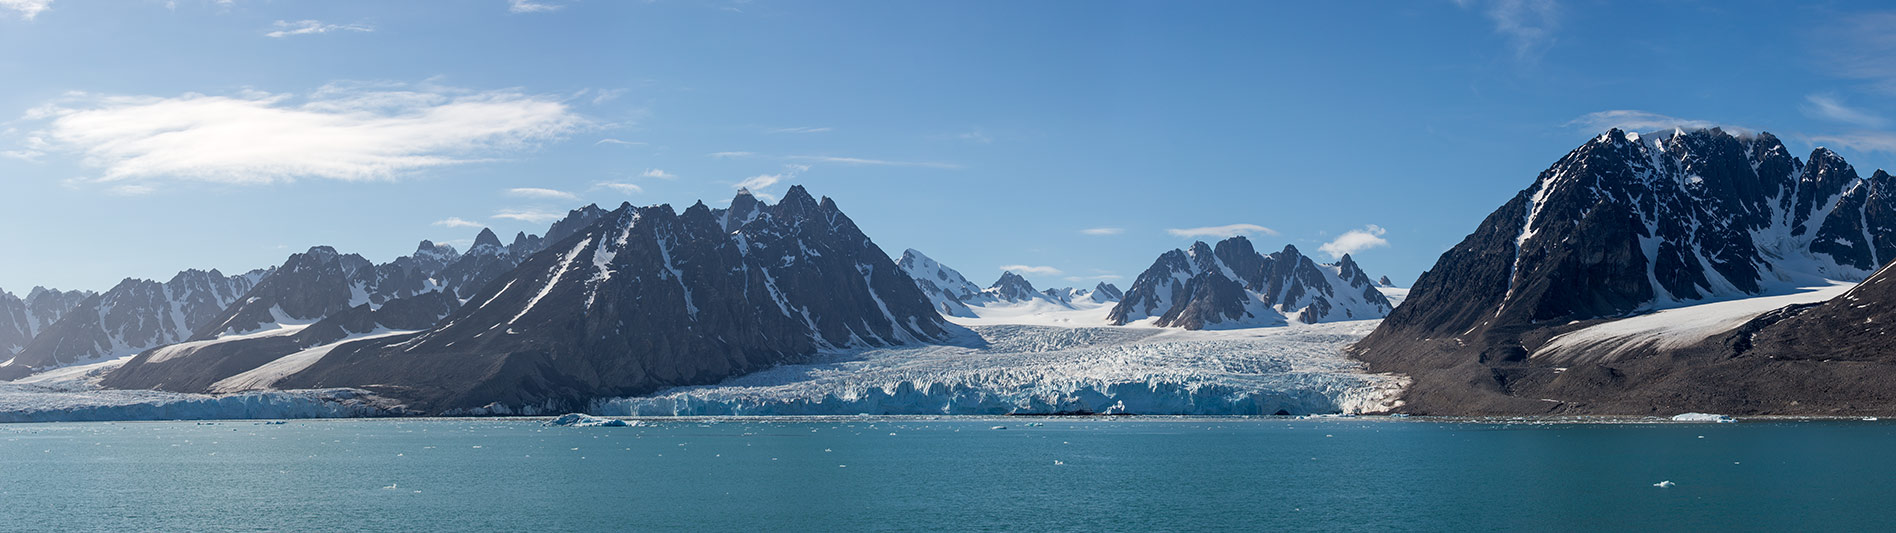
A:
[[3, 0, 1896, 294]]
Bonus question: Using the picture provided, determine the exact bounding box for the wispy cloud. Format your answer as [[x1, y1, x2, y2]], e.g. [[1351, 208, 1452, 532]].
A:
[[0, 0, 50, 20], [958, 129, 993, 144], [1457, 0, 1560, 61], [18, 82, 583, 187], [768, 126, 833, 134], [1080, 227, 1123, 236], [736, 173, 784, 191], [1166, 224, 1277, 239], [106, 184, 154, 196], [1318, 225, 1390, 259], [508, 0, 562, 13], [1802, 94, 1887, 128], [265, 20, 373, 38], [594, 182, 643, 194], [1809, 132, 1896, 154], [433, 217, 484, 228], [1000, 265, 1063, 276], [786, 155, 960, 169], [709, 151, 755, 159], [594, 138, 645, 147], [1564, 110, 1741, 134], [641, 168, 677, 180], [506, 187, 578, 201], [493, 209, 562, 223], [1808, 11, 1896, 94]]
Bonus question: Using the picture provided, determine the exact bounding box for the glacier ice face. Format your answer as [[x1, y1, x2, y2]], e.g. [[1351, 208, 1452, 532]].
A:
[[594, 321, 1407, 416]]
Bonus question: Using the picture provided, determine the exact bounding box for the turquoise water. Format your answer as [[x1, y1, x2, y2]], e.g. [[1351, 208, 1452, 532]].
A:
[[3, 417, 1893, 531]]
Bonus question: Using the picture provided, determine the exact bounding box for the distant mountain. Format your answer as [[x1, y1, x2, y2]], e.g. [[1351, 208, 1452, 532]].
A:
[[986, 271, 1040, 302], [1108, 237, 1391, 329], [1353, 128, 1896, 414], [436, 205, 609, 300], [895, 249, 984, 317], [0, 287, 94, 357], [0, 269, 267, 379], [253, 186, 949, 413]]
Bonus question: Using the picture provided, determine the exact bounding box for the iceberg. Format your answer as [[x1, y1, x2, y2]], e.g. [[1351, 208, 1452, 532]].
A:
[[544, 413, 632, 427]]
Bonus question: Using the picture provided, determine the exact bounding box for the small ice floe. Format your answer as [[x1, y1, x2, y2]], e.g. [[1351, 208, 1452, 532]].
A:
[[1053, 460, 1064, 465], [1653, 481, 1676, 488], [1670, 413, 1735, 423], [383, 483, 399, 490], [1024, 422, 1044, 427], [1865, 417, 1880, 421], [990, 425, 1007, 430], [544, 413, 633, 427]]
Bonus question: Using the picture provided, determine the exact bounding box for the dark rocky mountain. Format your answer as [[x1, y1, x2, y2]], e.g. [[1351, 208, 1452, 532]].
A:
[[101, 291, 458, 394], [1091, 282, 1124, 302], [1108, 237, 1392, 329], [253, 186, 949, 413], [987, 271, 1040, 302], [1377, 276, 1394, 287], [1353, 128, 1896, 414], [0, 287, 93, 357], [435, 206, 609, 300], [0, 269, 266, 379]]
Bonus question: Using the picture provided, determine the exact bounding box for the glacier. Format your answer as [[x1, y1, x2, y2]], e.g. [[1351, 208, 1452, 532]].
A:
[[595, 320, 1408, 417], [0, 349, 395, 422]]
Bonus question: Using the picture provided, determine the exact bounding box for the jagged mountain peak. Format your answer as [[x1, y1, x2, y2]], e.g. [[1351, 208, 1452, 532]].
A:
[[1109, 236, 1391, 329], [987, 271, 1039, 301], [473, 228, 503, 249]]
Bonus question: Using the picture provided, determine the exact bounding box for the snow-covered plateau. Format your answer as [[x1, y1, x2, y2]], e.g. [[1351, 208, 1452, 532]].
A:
[[595, 320, 1409, 417]]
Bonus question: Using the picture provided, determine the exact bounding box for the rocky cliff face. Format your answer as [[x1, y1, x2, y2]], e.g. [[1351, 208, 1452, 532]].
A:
[[1353, 128, 1896, 414], [0, 287, 93, 357], [0, 269, 266, 378], [1108, 237, 1392, 329], [261, 186, 948, 413]]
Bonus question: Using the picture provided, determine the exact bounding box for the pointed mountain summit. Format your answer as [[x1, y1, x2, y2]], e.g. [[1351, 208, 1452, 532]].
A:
[[896, 249, 984, 317], [987, 271, 1039, 302]]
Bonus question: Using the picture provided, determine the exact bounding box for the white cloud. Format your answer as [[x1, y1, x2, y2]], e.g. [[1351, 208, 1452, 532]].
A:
[[433, 217, 484, 228], [641, 168, 677, 180], [787, 155, 959, 169], [958, 129, 993, 144], [1000, 265, 1063, 276], [768, 126, 833, 134], [0, 0, 51, 20], [595, 182, 642, 194], [265, 20, 372, 38], [1802, 94, 1887, 128], [20, 83, 583, 187], [1318, 225, 1390, 259], [1457, 0, 1560, 61], [492, 209, 562, 223], [1809, 131, 1896, 154], [1166, 223, 1277, 239], [506, 187, 578, 201], [594, 138, 645, 146], [1564, 110, 1742, 134], [709, 151, 755, 159], [1080, 227, 1123, 236], [508, 0, 562, 13], [736, 173, 784, 191]]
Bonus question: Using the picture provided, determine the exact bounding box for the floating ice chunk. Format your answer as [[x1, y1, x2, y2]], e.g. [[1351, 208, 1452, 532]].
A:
[[544, 413, 633, 427], [991, 425, 1007, 430], [1670, 413, 1735, 423], [1653, 481, 1676, 488]]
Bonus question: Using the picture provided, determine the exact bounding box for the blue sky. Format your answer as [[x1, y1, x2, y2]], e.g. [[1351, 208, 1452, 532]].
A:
[[3, 0, 1896, 293]]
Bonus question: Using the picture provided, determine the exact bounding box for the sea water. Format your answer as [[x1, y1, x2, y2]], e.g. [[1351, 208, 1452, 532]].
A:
[[2, 417, 1892, 531]]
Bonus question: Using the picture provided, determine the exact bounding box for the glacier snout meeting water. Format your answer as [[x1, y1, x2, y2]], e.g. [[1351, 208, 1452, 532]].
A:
[[595, 321, 1407, 416]]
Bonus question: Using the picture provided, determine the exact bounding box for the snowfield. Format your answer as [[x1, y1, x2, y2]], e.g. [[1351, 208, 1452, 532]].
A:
[[1533, 282, 1853, 364], [596, 320, 1408, 417]]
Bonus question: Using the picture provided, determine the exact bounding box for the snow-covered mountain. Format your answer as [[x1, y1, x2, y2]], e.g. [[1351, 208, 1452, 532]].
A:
[[895, 249, 1124, 325], [1108, 237, 1392, 329], [0, 286, 93, 357], [0, 269, 268, 379], [241, 186, 950, 413], [1355, 127, 1896, 415]]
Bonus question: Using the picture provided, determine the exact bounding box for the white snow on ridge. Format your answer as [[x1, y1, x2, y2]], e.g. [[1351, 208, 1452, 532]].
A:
[[595, 321, 1407, 416], [1533, 282, 1853, 364]]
